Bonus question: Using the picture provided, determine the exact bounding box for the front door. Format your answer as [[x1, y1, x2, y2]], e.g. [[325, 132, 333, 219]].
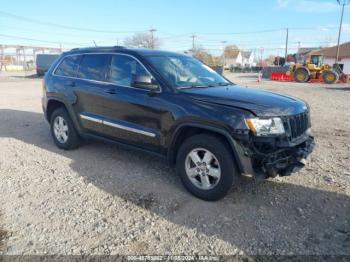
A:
[[98, 54, 162, 151]]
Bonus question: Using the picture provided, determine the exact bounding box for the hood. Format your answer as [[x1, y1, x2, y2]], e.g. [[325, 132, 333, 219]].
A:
[[180, 85, 308, 117]]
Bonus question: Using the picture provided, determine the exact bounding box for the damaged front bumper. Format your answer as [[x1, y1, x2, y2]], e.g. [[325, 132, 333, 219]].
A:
[[234, 133, 315, 178]]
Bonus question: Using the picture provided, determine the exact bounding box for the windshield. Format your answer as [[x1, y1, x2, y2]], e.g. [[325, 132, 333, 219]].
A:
[[146, 55, 230, 89]]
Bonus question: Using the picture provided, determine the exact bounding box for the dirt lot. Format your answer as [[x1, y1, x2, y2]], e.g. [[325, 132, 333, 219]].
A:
[[0, 71, 349, 256]]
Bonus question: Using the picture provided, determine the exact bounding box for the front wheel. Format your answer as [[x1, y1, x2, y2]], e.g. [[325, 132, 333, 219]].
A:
[[176, 134, 238, 201], [294, 67, 310, 83]]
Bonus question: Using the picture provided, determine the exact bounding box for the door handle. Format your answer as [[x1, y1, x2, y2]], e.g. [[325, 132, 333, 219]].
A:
[[105, 88, 117, 94]]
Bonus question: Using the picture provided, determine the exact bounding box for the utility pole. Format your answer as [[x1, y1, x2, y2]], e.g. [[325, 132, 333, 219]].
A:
[[335, 0, 350, 64], [149, 29, 157, 49], [284, 28, 289, 61], [221, 41, 227, 67], [190, 34, 197, 52]]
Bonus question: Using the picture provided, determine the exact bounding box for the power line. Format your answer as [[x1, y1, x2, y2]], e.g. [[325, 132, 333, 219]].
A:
[[195, 28, 283, 35], [0, 10, 146, 34], [0, 33, 86, 46]]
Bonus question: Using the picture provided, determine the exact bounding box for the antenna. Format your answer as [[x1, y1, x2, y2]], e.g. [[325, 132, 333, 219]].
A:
[[93, 40, 97, 47]]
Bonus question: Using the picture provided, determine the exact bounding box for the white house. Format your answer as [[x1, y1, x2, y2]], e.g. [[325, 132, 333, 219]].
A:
[[313, 42, 350, 74], [241, 51, 256, 67], [224, 50, 255, 68]]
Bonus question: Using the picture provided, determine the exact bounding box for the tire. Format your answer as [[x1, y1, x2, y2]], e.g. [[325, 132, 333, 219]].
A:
[[176, 134, 238, 201], [294, 67, 309, 83], [50, 107, 80, 150], [322, 70, 339, 84]]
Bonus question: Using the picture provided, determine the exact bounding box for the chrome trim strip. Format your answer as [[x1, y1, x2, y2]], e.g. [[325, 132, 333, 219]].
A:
[[80, 114, 156, 138], [80, 114, 103, 124], [103, 120, 156, 137]]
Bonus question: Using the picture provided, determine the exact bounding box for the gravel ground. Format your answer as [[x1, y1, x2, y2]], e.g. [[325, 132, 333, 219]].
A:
[[0, 71, 349, 256]]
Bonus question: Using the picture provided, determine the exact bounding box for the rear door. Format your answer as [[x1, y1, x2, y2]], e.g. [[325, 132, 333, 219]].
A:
[[71, 54, 114, 135]]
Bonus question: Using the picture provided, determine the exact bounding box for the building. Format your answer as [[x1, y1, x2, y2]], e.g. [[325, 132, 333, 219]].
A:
[[224, 50, 242, 68], [313, 42, 350, 74], [296, 47, 320, 63], [224, 50, 255, 68], [241, 51, 255, 67]]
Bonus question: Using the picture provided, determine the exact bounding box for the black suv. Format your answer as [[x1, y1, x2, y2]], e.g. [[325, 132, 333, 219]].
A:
[[42, 46, 314, 200]]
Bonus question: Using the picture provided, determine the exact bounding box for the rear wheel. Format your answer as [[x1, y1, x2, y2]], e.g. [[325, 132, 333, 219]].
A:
[[50, 108, 80, 150], [322, 70, 338, 84], [294, 67, 310, 83], [176, 134, 238, 201]]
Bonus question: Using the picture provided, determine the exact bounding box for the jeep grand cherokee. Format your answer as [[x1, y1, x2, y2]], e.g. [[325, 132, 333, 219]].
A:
[[42, 46, 314, 201]]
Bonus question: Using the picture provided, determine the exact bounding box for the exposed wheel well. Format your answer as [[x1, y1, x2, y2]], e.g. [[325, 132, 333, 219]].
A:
[[169, 126, 241, 172], [46, 100, 66, 122]]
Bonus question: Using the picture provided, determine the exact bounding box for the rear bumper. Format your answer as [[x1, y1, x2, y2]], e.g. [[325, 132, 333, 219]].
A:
[[235, 134, 315, 178]]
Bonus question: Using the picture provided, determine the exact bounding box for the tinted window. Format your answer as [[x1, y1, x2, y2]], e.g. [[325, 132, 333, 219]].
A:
[[77, 54, 110, 81], [110, 55, 150, 86], [55, 55, 80, 77]]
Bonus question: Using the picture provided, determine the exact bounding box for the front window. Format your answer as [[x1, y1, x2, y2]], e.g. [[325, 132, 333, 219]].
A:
[[146, 55, 230, 89], [110, 54, 151, 87]]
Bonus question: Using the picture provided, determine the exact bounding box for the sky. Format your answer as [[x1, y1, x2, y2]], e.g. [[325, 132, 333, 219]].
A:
[[1, 0, 349, 57]]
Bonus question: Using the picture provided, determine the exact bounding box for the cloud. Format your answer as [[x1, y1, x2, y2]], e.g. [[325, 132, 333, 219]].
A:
[[295, 0, 339, 13], [276, 0, 291, 8], [277, 0, 339, 13], [342, 23, 350, 33]]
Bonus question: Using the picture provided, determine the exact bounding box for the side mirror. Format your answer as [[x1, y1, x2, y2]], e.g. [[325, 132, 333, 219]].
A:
[[131, 75, 159, 90]]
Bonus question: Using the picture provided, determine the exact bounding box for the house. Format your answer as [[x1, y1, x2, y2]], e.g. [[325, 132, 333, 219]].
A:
[[296, 47, 320, 63], [241, 51, 256, 67], [224, 50, 255, 68], [224, 50, 242, 68], [312, 42, 350, 74]]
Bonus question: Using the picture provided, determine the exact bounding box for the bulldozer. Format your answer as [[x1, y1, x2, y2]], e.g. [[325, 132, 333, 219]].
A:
[[289, 55, 340, 84]]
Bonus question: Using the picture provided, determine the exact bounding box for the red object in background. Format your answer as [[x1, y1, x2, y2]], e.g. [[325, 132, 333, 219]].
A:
[[270, 72, 293, 81]]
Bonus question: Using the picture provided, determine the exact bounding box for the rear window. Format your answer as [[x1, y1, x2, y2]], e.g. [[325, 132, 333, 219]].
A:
[[77, 54, 110, 82], [54, 55, 80, 77]]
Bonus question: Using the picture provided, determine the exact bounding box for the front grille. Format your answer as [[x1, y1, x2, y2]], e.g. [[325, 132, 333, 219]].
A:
[[283, 112, 309, 139]]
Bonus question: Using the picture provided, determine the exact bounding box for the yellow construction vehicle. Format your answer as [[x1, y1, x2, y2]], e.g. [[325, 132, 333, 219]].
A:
[[289, 55, 340, 84]]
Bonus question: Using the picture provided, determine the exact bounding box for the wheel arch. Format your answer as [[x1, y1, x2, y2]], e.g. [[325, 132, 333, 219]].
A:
[[46, 98, 66, 122], [167, 123, 245, 174], [46, 97, 83, 134]]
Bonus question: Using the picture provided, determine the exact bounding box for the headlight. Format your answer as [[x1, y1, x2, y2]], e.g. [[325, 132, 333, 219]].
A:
[[245, 117, 285, 136]]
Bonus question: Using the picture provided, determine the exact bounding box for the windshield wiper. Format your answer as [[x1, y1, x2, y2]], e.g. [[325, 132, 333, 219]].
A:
[[216, 82, 230, 86], [177, 84, 215, 89]]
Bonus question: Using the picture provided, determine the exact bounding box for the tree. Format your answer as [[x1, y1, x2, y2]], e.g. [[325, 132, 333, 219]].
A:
[[273, 56, 286, 66], [124, 32, 161, 49], [192, 48, 221, 66], [223, 45, 240, 58], [193, 49, 214, 65], [286, 54, 296, 63]]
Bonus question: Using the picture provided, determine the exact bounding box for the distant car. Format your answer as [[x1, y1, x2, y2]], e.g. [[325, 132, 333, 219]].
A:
[[36, 54, 60, 76]]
